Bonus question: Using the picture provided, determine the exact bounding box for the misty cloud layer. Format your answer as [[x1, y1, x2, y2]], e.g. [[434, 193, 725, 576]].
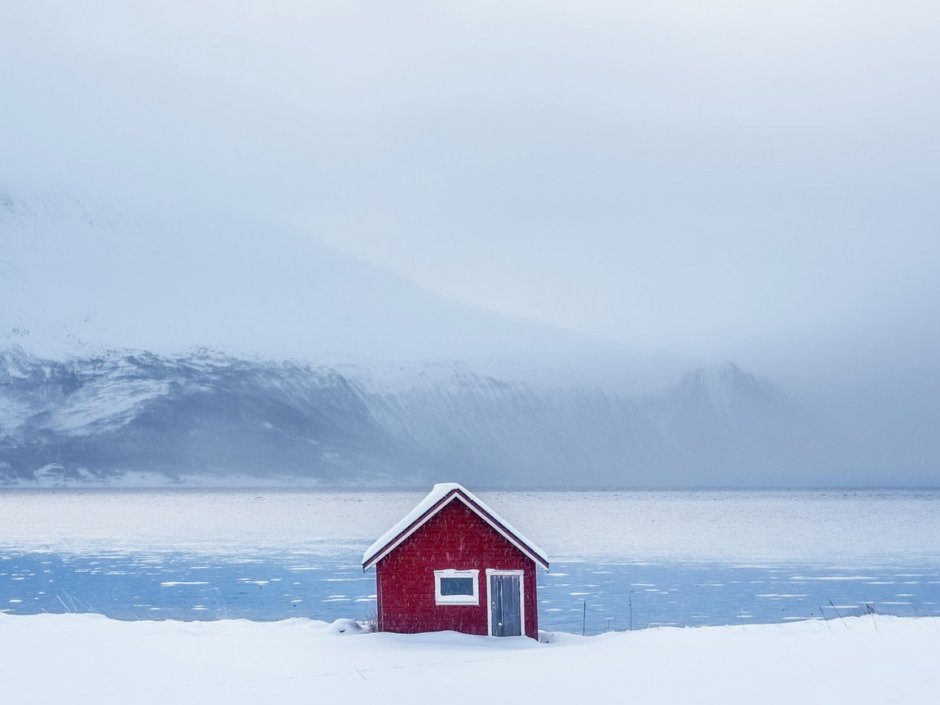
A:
[[1, 2, 938, 485]]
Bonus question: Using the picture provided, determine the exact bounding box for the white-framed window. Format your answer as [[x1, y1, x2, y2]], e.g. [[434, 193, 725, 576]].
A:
[[434, 569, 480, 605]]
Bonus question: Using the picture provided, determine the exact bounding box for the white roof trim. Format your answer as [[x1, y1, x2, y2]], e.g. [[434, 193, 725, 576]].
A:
[[362, 482, 549, 571]]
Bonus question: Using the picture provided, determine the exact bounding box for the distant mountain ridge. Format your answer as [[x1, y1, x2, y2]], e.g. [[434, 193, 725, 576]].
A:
[[0, 189, 848, 488], [0, 346, 817, 488]]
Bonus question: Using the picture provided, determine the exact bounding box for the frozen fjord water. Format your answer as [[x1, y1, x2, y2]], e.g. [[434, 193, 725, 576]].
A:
[[3, 551, 939, 634], [1, 489, 939, 633], [2, 488, 939, 563]]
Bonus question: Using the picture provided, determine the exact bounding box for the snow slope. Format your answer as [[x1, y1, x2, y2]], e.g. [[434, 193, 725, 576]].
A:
[[1, 613, 937, 705]]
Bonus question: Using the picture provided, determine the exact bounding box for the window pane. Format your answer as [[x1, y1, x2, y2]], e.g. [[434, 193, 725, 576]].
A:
[[440, 577, 474, 596]]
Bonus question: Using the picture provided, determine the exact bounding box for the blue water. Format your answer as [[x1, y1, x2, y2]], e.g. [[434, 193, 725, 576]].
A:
[[3, 552, 938, 634]]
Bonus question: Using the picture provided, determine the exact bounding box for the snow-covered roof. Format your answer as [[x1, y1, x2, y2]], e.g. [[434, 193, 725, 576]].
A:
[[362, 482, 549, 571]]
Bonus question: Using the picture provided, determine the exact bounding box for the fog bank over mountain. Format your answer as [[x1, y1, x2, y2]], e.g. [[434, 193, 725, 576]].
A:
[[0, 188, 671, 392], [3, 0, 937, 378], [1, 191, 937, 488]]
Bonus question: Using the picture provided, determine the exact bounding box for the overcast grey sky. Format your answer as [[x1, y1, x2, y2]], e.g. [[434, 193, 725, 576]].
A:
[[2, 1, 938, 384]]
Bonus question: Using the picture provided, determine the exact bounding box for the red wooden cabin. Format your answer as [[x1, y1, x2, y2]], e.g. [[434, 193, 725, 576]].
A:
[[362, 483, 549, 639]]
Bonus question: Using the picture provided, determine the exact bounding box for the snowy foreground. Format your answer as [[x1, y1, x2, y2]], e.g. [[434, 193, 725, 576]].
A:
[[2, 614, 938, 704]]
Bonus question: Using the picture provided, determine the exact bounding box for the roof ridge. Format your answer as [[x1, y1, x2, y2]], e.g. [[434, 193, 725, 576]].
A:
[[362, 483, 549, 570]]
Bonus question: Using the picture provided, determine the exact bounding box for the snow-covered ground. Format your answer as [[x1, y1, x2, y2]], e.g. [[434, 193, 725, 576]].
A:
[[2, 613, 937, 704]]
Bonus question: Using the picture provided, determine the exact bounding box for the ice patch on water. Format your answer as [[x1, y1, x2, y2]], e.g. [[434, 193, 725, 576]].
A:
[[790, 575, 876, 581]]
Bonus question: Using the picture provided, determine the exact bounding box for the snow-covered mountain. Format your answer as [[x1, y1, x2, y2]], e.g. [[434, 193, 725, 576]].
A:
[[0, 346, 817, 488], [0, 189, 829, 487], [643, 365, 819, 486]]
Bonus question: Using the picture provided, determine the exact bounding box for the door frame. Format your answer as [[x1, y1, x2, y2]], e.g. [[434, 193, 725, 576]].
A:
[[485, 569, 525, 637]]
